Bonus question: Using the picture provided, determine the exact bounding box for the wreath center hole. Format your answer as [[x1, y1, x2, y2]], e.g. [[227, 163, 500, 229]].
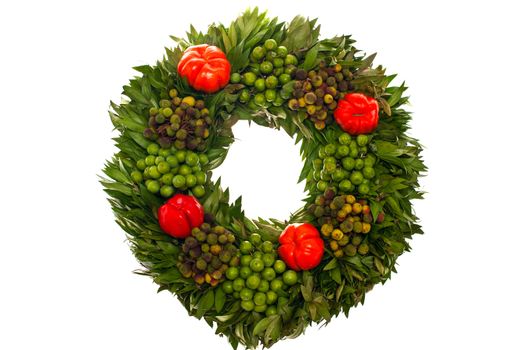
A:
[[211, 120, 306, 221]]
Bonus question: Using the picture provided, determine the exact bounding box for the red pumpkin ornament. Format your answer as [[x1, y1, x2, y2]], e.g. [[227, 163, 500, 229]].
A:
[[334, 93, 380, 135], [278, 223, 325, 271], [177, 44, 231, 93], [158, 194, 204, 238]]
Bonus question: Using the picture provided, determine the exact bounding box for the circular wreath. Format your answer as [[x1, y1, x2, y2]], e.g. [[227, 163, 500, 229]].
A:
[[102, 8, 425, 349]]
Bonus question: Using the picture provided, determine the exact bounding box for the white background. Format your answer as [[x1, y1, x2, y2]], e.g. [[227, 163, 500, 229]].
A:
[[1, 0, 522, 349]]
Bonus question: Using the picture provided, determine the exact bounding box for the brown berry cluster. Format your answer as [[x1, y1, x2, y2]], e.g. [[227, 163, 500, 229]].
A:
[[144, 88, 211, 151], [308, 190, 384, 258], [287, 62, 354, 130], [177, 223, 240, 287]]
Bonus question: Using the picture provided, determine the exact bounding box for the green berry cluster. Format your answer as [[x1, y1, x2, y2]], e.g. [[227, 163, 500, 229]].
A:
[[221, 233, 297, 316], [131, 144, 208, 198], [287, 62, 354, 130], [312, 133, 376, 196], [144, 89, 211, 151], [231, 39, 297, 109]]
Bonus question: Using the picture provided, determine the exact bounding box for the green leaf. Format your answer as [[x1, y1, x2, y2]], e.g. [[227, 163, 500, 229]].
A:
[[101, 181, 133, 196], [123, 86, 149, 105], [220, 26, 232, 53], [388, 82, 407, 107], [323, 258, 338, 271], [253, 316, 274, 336], [356, 52, 376, 72], [156, 268, 181, 284], [301, 271, 314, 302], [300, 285, 312, 302], [119, 116, 145, 133], [330, 267, 342, 284], [374, 257, 385, 275], [196, 289, 214, 318], [264, 316, 282, 344], [302, 44, 319, 70], [386, 196, 403, 215], [379, 97, 392, 117], [127, 131, 149, 149], [103, 164, 129, 184], [282, 16, 319, 52], [214, 287, 226, 313], [369, 199, 382, 223], [336, 280, 345, 302]]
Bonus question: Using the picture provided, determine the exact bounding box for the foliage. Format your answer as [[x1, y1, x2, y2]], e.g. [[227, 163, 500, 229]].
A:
[[101, 8, 425, 349]]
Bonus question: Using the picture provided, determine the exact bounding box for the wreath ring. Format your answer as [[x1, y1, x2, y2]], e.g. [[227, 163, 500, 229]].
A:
[[102, 8, 425, 349]]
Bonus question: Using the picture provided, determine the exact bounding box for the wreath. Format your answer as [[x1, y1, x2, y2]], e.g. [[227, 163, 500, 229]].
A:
[[102, 8, 425, 349]]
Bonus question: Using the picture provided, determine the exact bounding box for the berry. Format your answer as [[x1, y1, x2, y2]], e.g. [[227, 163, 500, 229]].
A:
[[241, 255, 253, 267], [250, 258, 265, 273], [264, 39, 278, 51], [265, 291, 278, 306], [240, 266, 252, 279], [131, 171, 143, 183], [350, 171, 364, 185], [254, 78, 266, 92], [358, 183, 370, 194], [358, 244, 369, 255], [265, 89, 277, 102], [325, 144, 337, 156], [240, 241, 253, 254], [160, 185, 174, 198], [273, 260, 286, 274], [192, 185, 205, 197], [270, 279, 284, 292], [250, 233, 262, 246], [339, 179, 353, 193], [181, 96, 195, 107], [262, 268, 276, 281], [241, 300, 254, 311], [148, 166, 161, 179], [273, 57, 284, 68], [222, 281, 234, 294], [284, 54, 298, 66], [276, 46, 288, 57], [162, 107, 173, 117], [254, 93, 266, 107], [253, 292, 267, 306], [261, 241, 274, 253], [257, 280, 270, 293], [243, 72, 257, 86], [172, 175, 186, 189], [344, 245, 357, 257], [230, 72, 241, 83], [146, 180, 160, 193], [252, 46, 266, 60], [265, 75, 278, 89], [246, 275, 261, 290], [185, 174, 197, 188], [282, 270, 298, 286], [185, 152, 200, 166], [254, 304, 267, 313], [363, 167, 376, 179], [279, 73, 291, 85], [239, 89, 251, 103], [356, 134, 369, 146], [260, 61, 274, 75], [240, 288, 254, 301], [295, 69, 307, 80]]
